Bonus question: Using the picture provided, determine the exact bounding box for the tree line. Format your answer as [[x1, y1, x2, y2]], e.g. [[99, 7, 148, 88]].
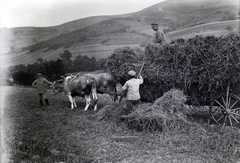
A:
[[9, 50, 106, 85]]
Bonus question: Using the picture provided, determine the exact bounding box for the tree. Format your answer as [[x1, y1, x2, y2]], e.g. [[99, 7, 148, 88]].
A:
[[9, 64, 27, 73], [37, 58, 44, 64], [72, 55, 97, 71], [44, 59, 64, 80], [59, 50, 73, 73], [12, 71, 34, 85], [96, 58, 107, 69], [60, 50, 72, 60]]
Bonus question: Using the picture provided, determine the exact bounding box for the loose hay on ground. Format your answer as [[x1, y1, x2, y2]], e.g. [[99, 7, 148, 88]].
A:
[[92, 100, 131, 123], [123, 89, 190, 132], [93, 89, 191, 132]]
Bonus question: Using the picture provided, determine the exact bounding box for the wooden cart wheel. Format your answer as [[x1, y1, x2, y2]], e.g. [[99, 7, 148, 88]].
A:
[[209, 87, 240, 127]]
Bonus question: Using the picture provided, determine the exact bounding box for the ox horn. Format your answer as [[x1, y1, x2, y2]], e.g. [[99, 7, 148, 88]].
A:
[[52, 89, 59, 95], [51, 81, 60, 95], [57, 79, 63, 82]]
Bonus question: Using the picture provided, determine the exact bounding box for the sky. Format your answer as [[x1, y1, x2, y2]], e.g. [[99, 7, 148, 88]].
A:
[[0, 0, 166, 28]]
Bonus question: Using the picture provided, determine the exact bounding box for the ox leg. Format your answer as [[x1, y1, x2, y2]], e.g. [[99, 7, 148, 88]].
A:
[[110, 86, 118, 102], [92, 89, 98, 111], [109, 94, 118, 102], [68, 95, 75, 109], [110, 95, 114, 101], [73, 97, 77, 108], [84, 95, 91, 111]]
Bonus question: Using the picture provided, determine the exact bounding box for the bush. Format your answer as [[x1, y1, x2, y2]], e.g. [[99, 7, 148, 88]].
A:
[[12, 71, 35, 85]]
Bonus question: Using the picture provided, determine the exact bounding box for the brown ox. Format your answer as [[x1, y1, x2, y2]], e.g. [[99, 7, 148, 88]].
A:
[[86, 72, 118, 101], [52, 74, 98, 111]]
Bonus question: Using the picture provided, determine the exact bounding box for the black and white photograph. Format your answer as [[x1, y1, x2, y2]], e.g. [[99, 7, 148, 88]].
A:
[[0, 0, 240, 162]]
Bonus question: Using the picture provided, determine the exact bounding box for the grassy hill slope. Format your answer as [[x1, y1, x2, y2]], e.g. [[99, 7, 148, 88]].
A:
[[133, 0, 239, 30], [167, 19, 240, 40], [1, 0, 239, 67], [3, 19, 239, 67], [0, 15, 119, 53]]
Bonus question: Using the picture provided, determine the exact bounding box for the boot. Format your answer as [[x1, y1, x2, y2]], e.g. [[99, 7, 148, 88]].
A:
[[40, 100, 43, 106], [45, 99, 49, 105]]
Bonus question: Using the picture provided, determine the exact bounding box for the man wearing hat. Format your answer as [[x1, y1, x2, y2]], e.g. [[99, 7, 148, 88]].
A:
[[151, 23, 168, 44], [32, 73, 53, 106], [122, 70, 144, 114]]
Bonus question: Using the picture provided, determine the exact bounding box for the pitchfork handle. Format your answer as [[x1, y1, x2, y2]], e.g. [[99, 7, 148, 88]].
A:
[[137, 62, 145, 78]]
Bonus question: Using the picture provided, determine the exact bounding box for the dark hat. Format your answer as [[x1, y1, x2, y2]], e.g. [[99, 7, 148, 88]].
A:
[[151, 23, 158, 26], [151, 23, 159, 31]]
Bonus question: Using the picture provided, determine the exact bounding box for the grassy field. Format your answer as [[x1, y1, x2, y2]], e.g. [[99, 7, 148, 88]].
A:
[[167, 20, 240, 40], [2, 43, 141, 68], [2, 86, 240, 163]]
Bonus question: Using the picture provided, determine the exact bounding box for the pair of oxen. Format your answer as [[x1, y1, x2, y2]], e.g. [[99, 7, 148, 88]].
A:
[[51, 72, 121, 111]]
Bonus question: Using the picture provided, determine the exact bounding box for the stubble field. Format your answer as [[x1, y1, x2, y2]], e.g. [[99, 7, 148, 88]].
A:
[[2, 86, 240, 163]]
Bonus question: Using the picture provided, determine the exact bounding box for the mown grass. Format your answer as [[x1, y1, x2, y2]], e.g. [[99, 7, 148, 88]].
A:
[[3, 86, 102, 163], [2, 86, 240, 162]]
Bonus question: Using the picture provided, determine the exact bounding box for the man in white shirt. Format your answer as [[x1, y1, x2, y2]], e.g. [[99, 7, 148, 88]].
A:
[[122, 70, 143, 114]]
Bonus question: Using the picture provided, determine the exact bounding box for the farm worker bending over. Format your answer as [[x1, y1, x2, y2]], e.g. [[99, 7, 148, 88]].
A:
[[32, 73, 53, 106], [122, 70, 143, 114]]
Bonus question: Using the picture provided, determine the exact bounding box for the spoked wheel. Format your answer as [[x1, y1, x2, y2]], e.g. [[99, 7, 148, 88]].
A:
[[209, 87, 240, 127]]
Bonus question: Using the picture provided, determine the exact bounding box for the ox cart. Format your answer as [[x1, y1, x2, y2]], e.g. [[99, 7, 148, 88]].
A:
[[105, 33, 240, 127], [185, 82, 240, 127]]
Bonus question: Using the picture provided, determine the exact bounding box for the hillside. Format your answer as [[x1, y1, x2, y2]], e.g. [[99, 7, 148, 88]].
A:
[[0, 15, 121, 53], [167, 19, 240, 40], [1, 0, 239, 67], [134, 0, 239, 30]]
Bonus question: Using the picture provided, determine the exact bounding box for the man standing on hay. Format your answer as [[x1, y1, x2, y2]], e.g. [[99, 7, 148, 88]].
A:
[[122, 70, 144, 114], [151, 23, 168, 44], [32, 73, 53, 107]]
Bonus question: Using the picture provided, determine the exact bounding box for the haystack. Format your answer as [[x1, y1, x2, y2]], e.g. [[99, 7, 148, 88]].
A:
[[122, 89, 190, 132], [93, 89, 190, 132]]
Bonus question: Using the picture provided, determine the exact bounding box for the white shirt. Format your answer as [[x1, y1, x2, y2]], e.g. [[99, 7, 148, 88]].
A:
[[122, 77, 143, 100]]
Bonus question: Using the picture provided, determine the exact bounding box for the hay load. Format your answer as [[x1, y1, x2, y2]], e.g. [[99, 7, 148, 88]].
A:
[[106, 33, 240, 102]]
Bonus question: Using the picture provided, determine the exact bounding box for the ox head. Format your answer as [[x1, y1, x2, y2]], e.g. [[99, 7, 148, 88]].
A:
[[52, 78, 64, 95]]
